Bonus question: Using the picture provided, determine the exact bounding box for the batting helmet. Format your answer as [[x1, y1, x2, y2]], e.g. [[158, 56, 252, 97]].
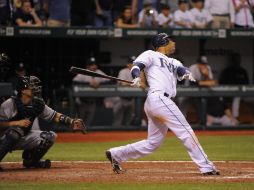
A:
[[151, 33, 172, 50]]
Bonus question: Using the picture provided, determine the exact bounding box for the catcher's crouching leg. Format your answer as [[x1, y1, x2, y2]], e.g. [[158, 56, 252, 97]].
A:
[[22, 131, 56, 169], [0, 127, 24, 162]]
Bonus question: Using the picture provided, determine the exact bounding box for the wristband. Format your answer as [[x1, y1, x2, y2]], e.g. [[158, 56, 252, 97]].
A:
[[59, 114, 72, 125]]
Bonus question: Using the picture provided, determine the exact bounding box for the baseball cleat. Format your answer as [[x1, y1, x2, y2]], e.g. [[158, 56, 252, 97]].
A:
[[23, 159, 51, 169], [202, 170, 220, 176], [105, 150, 124, 174]]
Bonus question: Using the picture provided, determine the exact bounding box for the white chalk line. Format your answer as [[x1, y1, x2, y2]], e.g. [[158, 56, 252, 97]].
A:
[[2, 160, 254, 164], [149, 175, 254, 180], [1, 161, 254, 180]]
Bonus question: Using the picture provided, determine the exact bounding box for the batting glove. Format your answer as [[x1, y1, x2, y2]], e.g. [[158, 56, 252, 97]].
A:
[[181, 71, 196, 82], [131, 77, 141, 88], [187, 73, 196, 82]]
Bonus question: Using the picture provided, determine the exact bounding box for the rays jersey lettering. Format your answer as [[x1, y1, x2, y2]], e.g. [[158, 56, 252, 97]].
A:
[[159, 57, 178, 73], [134, 50, 183, 97]]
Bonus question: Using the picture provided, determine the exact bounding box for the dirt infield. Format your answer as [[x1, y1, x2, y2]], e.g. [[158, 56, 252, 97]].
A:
[[1, 131, 253, 184], [1, 161, 254, 183], [56, 130, 254, 143]]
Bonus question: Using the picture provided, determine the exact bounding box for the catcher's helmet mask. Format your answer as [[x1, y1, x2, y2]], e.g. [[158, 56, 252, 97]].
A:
[[29, 76, 42, 98], [15, 76, 31, 96], [152, 33, 172, 50], [15, 76, 42, 98]]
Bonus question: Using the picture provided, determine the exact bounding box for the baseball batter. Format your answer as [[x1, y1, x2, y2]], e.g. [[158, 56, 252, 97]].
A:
[[106, 33, 219, 176], [0, 76, 85, 171]]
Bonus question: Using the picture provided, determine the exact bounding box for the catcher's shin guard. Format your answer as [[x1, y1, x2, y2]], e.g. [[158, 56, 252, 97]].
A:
[[0, 127, 23, 162], [22, 131, 56, 168]]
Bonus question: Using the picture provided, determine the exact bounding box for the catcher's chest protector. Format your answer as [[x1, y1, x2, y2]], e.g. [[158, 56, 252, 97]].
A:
[[10, 97, 45, 134]]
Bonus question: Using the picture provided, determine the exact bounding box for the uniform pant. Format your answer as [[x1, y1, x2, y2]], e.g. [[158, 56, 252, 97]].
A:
[[109, 91, 216, 173], [0, 130, 57, 151], [15, 130, 56, 150]]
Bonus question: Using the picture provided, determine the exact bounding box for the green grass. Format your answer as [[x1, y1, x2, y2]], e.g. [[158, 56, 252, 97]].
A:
[[3, 135, 254, 162], [0, 182, 254, 190], [1, 135, 254, 189]]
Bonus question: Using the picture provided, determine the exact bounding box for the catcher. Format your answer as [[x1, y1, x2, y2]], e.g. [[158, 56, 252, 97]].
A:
[[0, 76, 86, 171]]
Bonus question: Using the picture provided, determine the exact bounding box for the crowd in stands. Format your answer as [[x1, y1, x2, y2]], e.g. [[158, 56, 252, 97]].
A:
[[0, 0, 254, 28]]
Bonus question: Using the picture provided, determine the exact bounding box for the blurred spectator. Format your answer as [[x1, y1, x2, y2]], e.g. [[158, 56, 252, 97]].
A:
[[44, 0, 70, 27], [136, 0, 159, 13], [14, 62, 26, 77], [0, 0, 11, 25], [31, 0, 46, 22], [158, 4, 174, 27], [220, 53, 249, 85], [167, 0, 179, 12], [190, 0, 213, 28], [111, 56, 136, 127], [174, 0, 194, 28], [150, 0, 161, 11], [0, 53, 12, 82], [95, 0, 113, 27], [118, 56, 136, 86], [205, 0, 235, 28], [206, 98, 239, 126], [13, 0, 42, 26], [232, 0, 254, 28], [189, 56, 238, 126], [115, 6, 139, 28], [7, 62, 26, 88], [73, 57, 109, 126], [71, 0, 95, 26], [182, 56, 216, 120], [159, 0, 182, 12], [138, 0, 158, 27], [189, 56, 216, 87], [112, 0, 136, 22], [220, 53, 249, 118], [13, 0, 22, 10]]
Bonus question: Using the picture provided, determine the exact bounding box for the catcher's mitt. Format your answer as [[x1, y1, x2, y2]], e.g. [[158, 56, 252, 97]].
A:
[[70, 119, 87, 134]]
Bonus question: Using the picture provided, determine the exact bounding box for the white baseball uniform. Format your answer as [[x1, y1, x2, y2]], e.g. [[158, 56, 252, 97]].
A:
[[109, 50, 217, 173]]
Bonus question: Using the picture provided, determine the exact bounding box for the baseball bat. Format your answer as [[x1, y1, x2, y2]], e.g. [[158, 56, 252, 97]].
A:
[[69, 66, 133, 84]]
